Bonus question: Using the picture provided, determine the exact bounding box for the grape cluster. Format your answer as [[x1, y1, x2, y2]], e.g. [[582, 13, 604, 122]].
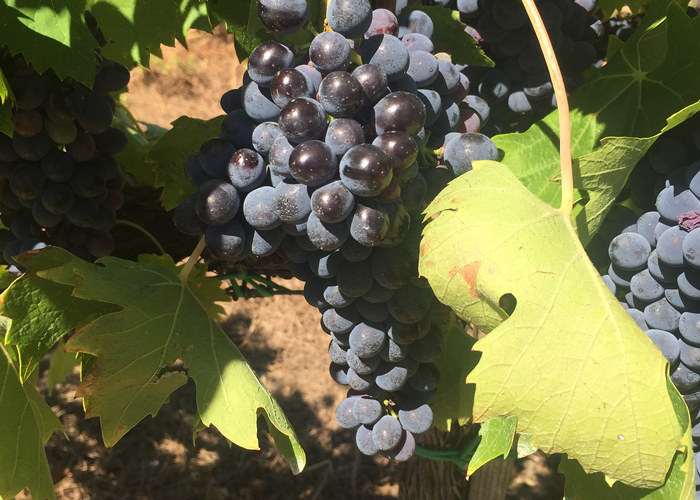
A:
[[598, 115, 700, 480], [174, 0, 502, 460], [0, 16, 129, 270], [430, 0, 602, 133]]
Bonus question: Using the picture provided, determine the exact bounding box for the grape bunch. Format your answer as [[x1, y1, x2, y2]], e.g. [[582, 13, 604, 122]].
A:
[[174, 0, 502, 460], [0, 15, 129, 271], [427, 0, 602, 133], [597, 114, 700, 483]]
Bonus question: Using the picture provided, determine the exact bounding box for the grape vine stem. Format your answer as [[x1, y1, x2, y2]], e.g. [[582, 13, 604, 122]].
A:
[[521, 0, 573, 215], [179, 235, 206, 282]]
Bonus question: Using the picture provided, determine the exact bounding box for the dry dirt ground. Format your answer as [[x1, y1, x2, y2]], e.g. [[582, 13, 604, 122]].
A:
[[25, 28, 565, 500]]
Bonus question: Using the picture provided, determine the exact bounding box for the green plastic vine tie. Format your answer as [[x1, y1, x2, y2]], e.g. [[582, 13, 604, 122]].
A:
[[415, 435, 518, 468], [521, 0, 573, 215], [114, 219, 166, 255], [179, 235, 206, 282]]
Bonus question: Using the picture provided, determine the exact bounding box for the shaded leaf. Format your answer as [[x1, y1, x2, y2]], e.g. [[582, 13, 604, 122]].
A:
[[0, 342, 61, 500], [46, 340, 79, 396], [431, 319, 479, 431], [145, 115, 224, 210], [33, 247, 305, 473], [419, 161, 682, 488], [467, 416, 516, 476], [0, 249, 119, 381]]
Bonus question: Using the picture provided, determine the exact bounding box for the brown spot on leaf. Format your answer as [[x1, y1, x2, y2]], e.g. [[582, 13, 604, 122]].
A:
[[460, 262, 481, 298]]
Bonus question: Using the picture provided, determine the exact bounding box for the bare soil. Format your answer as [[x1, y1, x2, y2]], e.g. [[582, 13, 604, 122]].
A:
[[24, 29, 565, 500]]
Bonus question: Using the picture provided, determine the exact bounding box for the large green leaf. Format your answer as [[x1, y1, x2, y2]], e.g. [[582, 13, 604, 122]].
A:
[[0, 248, 119, 381], [144, 115, 224, 210], [495, 0, 700, 219], [46, 340, 79, 396], [32, 247, 305, 473], [0, 340, 62, 500], [418, 161, 683, 488]]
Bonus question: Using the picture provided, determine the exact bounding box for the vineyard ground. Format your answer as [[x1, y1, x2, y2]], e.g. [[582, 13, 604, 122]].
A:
[[21, 28, 564, 500]]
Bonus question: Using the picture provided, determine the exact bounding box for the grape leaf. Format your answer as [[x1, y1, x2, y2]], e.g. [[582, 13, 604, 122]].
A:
[[418, 161, 683, 488], [0, 248, 119, 382], [0, 340, 62, 500], [137, 253, 230, 320], [32, 247, 305, 473], [0, 265, 16, 290], [567, 101, 700, 246], [144, 115, 224, 210], [467, 416, 517, 476], [46, 340, 79, 396], [494, 0, 700, 216], [408, 6, 494, 67], [431, 320, 479, 432], [560, 383, 694, 499]]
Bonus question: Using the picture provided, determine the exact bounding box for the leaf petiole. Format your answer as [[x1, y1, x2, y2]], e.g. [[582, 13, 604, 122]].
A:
[[520, 0, 573, 215], [179, 236, 206, 282]]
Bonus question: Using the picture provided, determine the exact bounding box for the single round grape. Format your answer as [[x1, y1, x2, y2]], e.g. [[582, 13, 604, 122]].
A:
[[398, 10, 434, 38], [347, 367, 375, 390], [269, 135, 295, 178], [220, 88, 243, 114], [644, 299, 681, 332], [408, 323, 443, 362], [679, 269, 700, 300], [349, 200, 390, 247], [270, 69, 313, 108], [318, 72, 365, 118], [635, 211, 660, 248], [324, 305, 361, 334], [387, 283, 432, 324], [356, 425, 379, 455], [373, 91, 426, 136], [46, 84, 84, 125], [220, 109, 257, 149], [257, 0, 309, 34], [330, 362, 350, 385], [310, 249, 345, 278], [32, 199, 62, 227], [67, 197, 100, 228], [250, 227, 285, 257], [13, 129, 51, 162], [228, 148, 266, 192], [11, 72, 47, 110], [353, 397, 383, 425], [77, 93, 113, 134], [402, 33, 434, 53], [372, 131, 418, 172], [372, 415, 403, 450], [347, 348, 381, 375], [437, 135, 486, 176], [307, 212, 349, 250], [92, 127, 127, 156], [671, 362, 700, 392], [69, 165, 106, 198], [408, 363, 441, 392], [340, 144, 393, 197], [609, 232, 653, 271], [12, 109, 43, 137], [655, 227, 687, 268], [194, 179, 240, 226], [430, 60, 461, 96], [251, 122, 282, 156], [407, 51, 439, 88], [243, 186, 281, 230], [289, 140, 338, 186], [325, 279, 355, 308], [335, 396, 361, 428], [273, 178, 312, 223], [656, 185, 700, 221], [374, 359, 408, 391], [629, 269, 664, 303], [371, 247, 413, 289], [93, 60, 131, 93], [9, 163, 45, 200], [248, 41, 295, 87], [296, 65, 323, 93], [325, 118, 365, 157], [309, 31, 352, 74], [199, 137, 236, 179], [349, 322, 387, 358], [174, 198, 208, 236], [327, 0, 373, 38], [352, 64, 389, 105], [383, 429, 415, 461], [398, 401, 433, 435], [362, 34, 410, 81], [311, 180, 355, 223], [365, 8, 399, 38], [279, 97, 328, 143], [242, 81, 281, 123], [417, 89, 442, 127], [646, 329, 680, 366], [356, 297, 390, 323]]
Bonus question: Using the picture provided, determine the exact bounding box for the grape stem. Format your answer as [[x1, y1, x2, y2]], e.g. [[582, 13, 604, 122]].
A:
[[520, 0, 573, 215], [179, 235, 206, 282], [114, 219, 166, 255]]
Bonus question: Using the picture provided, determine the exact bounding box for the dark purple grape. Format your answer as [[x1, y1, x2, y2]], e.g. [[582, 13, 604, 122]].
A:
[[365, 8, 399, 38], [184, 152, 213, 186], [220, 109, 257, 149], [402, 33, 434, 53], [242, 81, 281, 123], [430, 60, 460, 96], [174, 197, 209, 236], [12, 109, 43, 137], [12, 129, 51, 161], [9, 163, 45, 200], [362, 34, 410, 81], [46, 85, 84, 125], [296, 65, 323, 93], [279, 97, 328, 143], [309, 31, 352, 74], [307, 212, 349, 250], [78, 93, 113, 134], [227, 148, 266, 192], [199, 138, 236, 179], [93, 60, 131, 93], [288, 140, 338, 186], [257, 0, 309, 34], [248, 41, 295, 87], [69, 165, 106, 198], [194, 179, 240, 226], [325, 118, 365, 157], [407, 51, 439, 87], [398, 10, 433, 38], [220, 88, 243, 113], [372, 131, 418, 172], [317, 72, 364, 118], [444, 133, 499, 176], [340, 144, 393, 197], [311, 180, 355, 223], [327, 0, 373, 38], [67, 197, 100, 228], [372, 91, 426, 135], [349, 199, 390, 246], [205, 219, 247, 260], [93, 128, 127, 155], [352, 64, 389, 105], [273, 178, 312, 223], [10, 73, 47, 110], [270, 69, 313, 108]]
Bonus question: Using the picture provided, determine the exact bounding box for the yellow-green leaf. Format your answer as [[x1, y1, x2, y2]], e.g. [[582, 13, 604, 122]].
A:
[[467, 416, 516, 476], [419, 161, 683, 488]]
